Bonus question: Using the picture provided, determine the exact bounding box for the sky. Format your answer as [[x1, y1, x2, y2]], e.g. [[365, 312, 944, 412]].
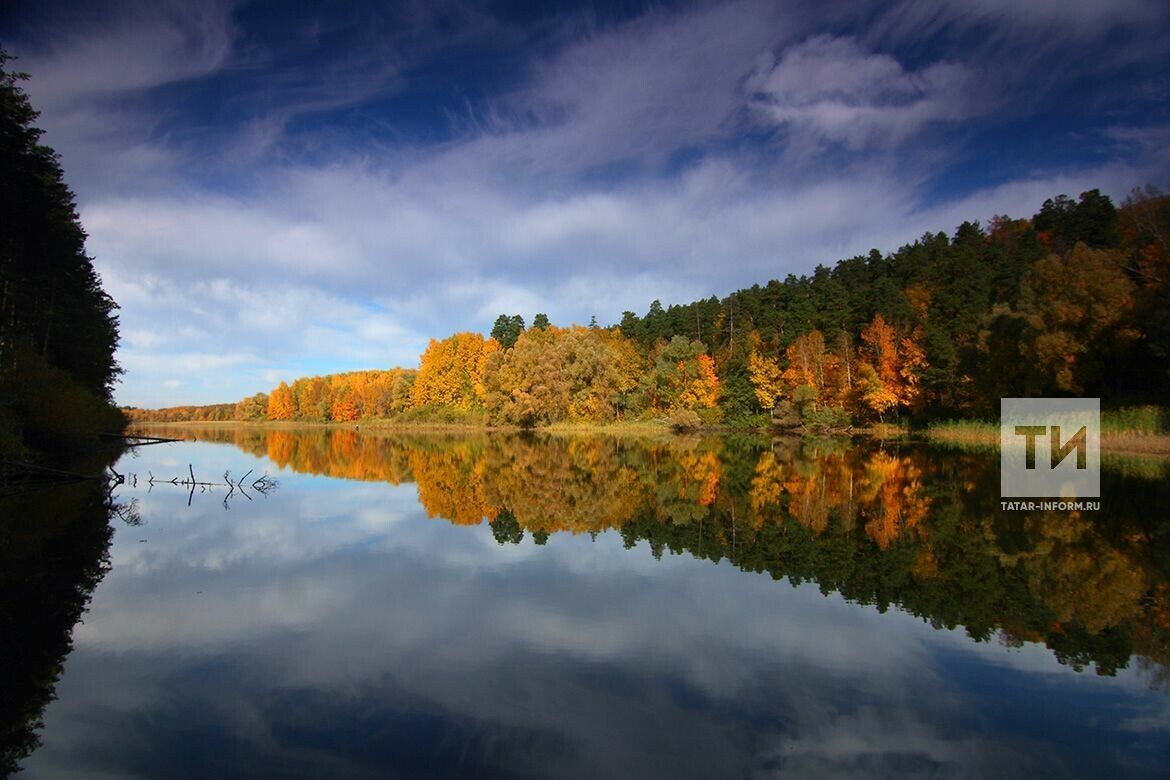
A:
[[2, 0, 1169, 407]]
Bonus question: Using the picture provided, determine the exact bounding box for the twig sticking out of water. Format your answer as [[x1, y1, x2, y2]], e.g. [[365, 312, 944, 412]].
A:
[[114, 464, 278, 512]]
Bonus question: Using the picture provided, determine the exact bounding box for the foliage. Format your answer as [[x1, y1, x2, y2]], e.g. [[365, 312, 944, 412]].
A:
[[481, 325, 643, 426], [489, 314, 525, 349], [747, 350, 783, 412], [411, 333, 499, 411], [0, 50, 123, 456]]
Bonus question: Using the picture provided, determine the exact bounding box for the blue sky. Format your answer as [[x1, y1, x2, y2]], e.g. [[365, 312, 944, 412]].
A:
[[3, 0, 1169, 406]]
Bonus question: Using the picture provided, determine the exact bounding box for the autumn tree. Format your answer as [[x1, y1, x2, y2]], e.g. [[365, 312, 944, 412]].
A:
[[483, 326, 646, 425], [267, 381, 295, 420], [295, 376, 330, 420], [482, 326, 571, 426], [411, 332, 500, 411], [645, 336, 719, 413], [747, 350, 783, 414], [856, 314, 925, 419], [234, 392, 269, 420], [781, 330, 835, 413], [1014, 243, 1137, 394]]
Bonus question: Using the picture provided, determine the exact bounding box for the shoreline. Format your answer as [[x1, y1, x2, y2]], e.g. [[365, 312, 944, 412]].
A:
[[921, 425, 1170, 458], [128, 418, 1170, 457]]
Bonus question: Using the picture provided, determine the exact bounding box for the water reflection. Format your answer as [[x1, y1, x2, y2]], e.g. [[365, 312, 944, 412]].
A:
[[148, 425, 1170, 681], [12, 427, 1170, 777], [0, 480, 114, 775]]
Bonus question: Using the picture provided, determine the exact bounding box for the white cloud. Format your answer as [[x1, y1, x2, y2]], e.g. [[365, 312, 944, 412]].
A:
[[749, 35, 975, 149], [18, 1, 236, 109]]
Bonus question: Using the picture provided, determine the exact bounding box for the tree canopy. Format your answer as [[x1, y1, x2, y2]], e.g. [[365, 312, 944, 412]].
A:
[[0, 50, 123, 455]]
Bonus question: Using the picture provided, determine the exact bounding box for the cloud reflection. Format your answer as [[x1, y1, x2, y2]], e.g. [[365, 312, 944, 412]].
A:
[[21, 437, 1170, 778]]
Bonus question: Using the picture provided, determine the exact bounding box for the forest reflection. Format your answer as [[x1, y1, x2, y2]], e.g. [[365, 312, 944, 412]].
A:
[[0, 480, 115, 775], [142, 425, 1170, 681]]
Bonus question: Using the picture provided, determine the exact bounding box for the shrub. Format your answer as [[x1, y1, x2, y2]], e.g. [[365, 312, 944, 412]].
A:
[[669, 409, 702, 432]]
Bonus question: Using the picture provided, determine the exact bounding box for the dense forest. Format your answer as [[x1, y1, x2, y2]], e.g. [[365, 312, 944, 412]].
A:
[[131, 185, 1170, 429], [0, 51, 124, 457]]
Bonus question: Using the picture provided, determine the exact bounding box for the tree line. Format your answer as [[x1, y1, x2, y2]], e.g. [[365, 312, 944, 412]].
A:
[[128, 186, 1170, 428], [1, 51, 124, 457]]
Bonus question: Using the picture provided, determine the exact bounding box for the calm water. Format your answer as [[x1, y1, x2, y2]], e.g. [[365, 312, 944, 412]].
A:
[[4, 427, 1169, 777]]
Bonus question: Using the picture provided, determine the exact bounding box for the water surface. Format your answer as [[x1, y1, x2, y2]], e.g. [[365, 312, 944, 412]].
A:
[[7, 427, 1170, 777]]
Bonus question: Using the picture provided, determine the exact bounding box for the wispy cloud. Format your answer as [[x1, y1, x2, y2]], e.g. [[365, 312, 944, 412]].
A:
[[748, 35, 976, 149]]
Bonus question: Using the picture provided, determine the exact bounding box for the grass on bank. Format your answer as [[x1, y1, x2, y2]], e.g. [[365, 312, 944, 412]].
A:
[[924, 405, 1170, 456]]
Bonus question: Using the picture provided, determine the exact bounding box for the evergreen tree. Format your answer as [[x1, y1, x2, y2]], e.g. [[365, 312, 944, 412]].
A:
[[0, 50, 123, 453], [489, 314, 525, 348]]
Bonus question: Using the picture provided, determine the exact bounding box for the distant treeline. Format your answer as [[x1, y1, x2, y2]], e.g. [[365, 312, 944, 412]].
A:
[[128, 186, 1170, 428], [0, 51, 124, 457]]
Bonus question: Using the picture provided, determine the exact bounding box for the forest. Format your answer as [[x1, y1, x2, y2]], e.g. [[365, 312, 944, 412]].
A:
[[0, 52, 124, 458], [129, 185, 1170, 430]]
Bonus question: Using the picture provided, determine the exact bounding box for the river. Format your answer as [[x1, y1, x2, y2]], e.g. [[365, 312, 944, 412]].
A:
[[5, 426, 1169, 777]]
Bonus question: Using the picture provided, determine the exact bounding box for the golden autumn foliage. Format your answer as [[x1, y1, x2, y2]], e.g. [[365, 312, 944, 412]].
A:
[[743, 317, 923, 424], [411, 332, 500, 411], [645, 336, 721, 413], [747, 351, 784, 412], [267, 382, 296, 420], [676, 354, 720, 410], [781, 330, 838, 412], [857, 314, 925, 418], [273, 369, 417, 422], [482, 326, 645, 425]]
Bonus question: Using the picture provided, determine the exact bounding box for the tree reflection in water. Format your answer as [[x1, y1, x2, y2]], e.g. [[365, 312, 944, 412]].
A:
[[0, 480, 115, 775], [141, 424, 1170, 681]]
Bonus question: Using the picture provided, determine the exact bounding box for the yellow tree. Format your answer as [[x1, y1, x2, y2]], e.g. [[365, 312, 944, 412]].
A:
[[267, 381, 296, 420], [676, 353, 720, 410], [410, 332, 501, 411], [748, 350, 784, 413], [482, 326, 572, 425], [781, 330, 838, 412]]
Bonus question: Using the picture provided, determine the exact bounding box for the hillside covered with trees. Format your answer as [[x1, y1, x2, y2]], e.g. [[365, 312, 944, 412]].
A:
[[0, 51, 124, 457], [128, 186, 1170, 430]]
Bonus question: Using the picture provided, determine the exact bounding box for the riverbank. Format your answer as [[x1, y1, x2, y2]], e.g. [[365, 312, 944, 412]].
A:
[[131, 417, 689, 437], [129, 407, 1170, 458], [924, 406, 1170, 457]]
